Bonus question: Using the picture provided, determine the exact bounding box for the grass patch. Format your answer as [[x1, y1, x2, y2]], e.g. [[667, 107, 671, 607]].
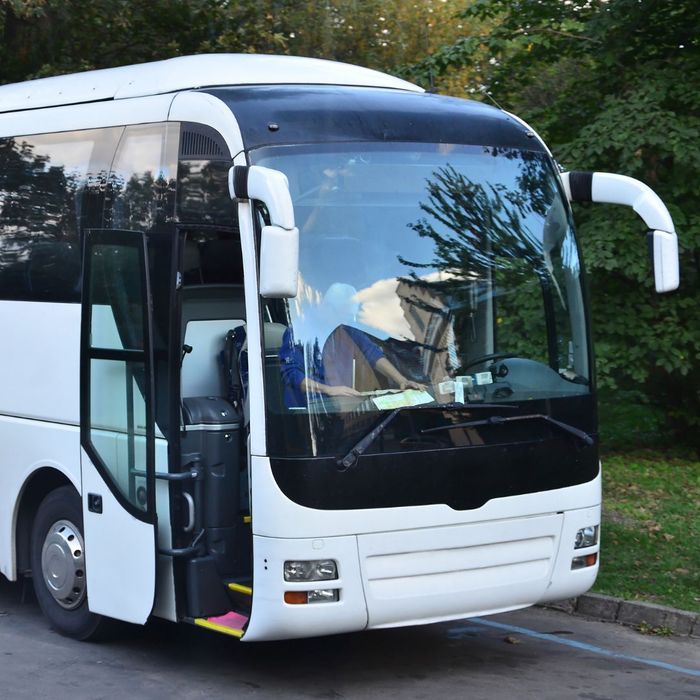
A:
[[594, 452, 700, 613]]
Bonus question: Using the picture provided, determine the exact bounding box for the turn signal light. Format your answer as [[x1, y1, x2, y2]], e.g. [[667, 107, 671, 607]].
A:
[[284, 589, 340, 605], [284, 591, 308, 605], [571, 553, 598, 570]]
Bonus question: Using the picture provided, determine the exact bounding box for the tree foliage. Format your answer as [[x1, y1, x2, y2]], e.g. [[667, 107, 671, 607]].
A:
[[0, 1, 473, 83], [401, 0, 700, 448], [1, 0, 699, 446]]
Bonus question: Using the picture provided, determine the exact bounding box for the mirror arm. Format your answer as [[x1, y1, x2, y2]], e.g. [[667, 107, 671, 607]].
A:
[[560, 171, 674, 232], [560, 171, 679, 293], [228, 165, 296, 230], [228, 164, 299, 299]]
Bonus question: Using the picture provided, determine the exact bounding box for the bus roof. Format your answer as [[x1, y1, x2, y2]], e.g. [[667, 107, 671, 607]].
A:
[[0, 54, 422, 115]]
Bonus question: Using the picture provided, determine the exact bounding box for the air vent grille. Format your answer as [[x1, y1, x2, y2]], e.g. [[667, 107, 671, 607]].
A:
[[180, 124, 230, 160]]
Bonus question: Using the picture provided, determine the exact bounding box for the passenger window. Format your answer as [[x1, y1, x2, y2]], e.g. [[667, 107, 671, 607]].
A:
[[0, 129, 120, 302], [108, 123, 179, 232]]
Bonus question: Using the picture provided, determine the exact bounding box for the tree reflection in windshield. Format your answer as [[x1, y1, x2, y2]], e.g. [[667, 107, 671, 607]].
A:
[[398, 150, 580, 372], [253, 142, 589, 457]]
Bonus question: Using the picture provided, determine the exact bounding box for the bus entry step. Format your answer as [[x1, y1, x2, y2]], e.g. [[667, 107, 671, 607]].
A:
[[193, 611, 249, 638]]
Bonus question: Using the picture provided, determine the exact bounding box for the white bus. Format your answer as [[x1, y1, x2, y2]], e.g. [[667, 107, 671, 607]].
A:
[[0, 55, 678, 641]]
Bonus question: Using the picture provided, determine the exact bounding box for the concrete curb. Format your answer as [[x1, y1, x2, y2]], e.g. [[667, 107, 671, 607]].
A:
[[541, 593, 700, 638]]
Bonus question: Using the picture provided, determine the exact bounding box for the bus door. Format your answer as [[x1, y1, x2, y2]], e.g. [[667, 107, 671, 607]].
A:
[[79, 229, 157, 624]]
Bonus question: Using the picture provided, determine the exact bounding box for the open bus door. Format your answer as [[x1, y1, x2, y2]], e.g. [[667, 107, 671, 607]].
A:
[[79, 229, 156, 624]]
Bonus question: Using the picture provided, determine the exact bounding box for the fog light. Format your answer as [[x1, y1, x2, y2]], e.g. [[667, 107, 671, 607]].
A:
[[571, 553, 598, 570], [574, 525, 599, 549], [284, 559, 338, 582], [307, 588, 339, 604]]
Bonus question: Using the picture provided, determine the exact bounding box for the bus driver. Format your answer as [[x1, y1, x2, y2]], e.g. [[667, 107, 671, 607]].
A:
[[279, 283, 425, 407]]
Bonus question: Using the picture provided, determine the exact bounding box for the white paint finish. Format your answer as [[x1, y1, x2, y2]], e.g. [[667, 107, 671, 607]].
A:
[[0, 95, 173, 139], [258, 225, 300, 298], [237, 177, 268, 457], [560, 171, 679, 293], [167, 90, 244, 157], [232, 166, 297, 230], [590, 172, 675, 233], [243, 534, 367, 641], [0, 54, 422, 115], [80, 448, 155, 624], [0, 301, 80, 424], [560, 171, 675, 233], [249, 454, 601, 540], [650, 229, 680, 292], [246, 454, 601, 635], [538, 504, 601, 603], [152, 440, 176, 622], [357, 514, 562, 628], [0, 417, 80, 580]]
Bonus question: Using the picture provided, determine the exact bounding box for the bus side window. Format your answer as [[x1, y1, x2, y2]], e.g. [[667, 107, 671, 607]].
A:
[[107, 124, 179, 232], [0, 130, 119, 303]]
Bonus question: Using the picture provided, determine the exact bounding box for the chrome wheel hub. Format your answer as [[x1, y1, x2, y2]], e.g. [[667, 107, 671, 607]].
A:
[[41, 519, 86, 610]]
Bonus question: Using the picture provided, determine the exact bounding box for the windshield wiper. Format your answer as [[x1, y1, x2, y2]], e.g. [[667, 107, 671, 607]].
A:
[[337, 402, 518, 471], [421, 413, 594, 446]]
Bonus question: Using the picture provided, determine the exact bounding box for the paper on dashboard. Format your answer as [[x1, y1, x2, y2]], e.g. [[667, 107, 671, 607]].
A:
[[371, 389, 434, 410]]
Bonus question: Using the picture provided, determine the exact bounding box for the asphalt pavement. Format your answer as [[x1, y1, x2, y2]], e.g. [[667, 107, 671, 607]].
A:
[[1, 575, 698, 699]]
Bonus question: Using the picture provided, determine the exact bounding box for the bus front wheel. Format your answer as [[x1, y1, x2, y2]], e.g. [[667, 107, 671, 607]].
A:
[[30, 485, 110, 640]]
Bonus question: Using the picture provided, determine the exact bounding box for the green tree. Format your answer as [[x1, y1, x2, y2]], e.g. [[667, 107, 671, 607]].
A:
[[0, 0, 476, 84], [402, 0, 700, 450]]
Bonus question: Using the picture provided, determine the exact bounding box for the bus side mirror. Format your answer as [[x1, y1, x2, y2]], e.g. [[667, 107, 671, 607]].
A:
[[229, 165, 299, 298], [560, 171, 679, 293]]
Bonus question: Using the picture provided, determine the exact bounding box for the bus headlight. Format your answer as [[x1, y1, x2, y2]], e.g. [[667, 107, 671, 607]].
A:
[[574, 525, 599, 549], [284, 559, 338, 581]]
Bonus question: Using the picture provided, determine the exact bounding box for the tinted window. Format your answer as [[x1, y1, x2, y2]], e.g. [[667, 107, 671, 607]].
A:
[[0, 128, 121, 302], [108, 124, 178, 232], [177, 160, 235, 227], [105, 123, 180, 439]]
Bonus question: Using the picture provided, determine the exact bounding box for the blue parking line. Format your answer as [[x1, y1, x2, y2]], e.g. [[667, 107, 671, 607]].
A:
[[447, 618, 700, 679]]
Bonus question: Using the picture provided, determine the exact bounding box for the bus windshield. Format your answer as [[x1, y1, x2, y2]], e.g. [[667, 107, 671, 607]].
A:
[[252, 142, 589, 458]]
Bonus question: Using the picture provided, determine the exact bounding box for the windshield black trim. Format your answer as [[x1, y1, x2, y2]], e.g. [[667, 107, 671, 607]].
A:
[[206, 85, 546, 152], [270, 434, 599, 511]]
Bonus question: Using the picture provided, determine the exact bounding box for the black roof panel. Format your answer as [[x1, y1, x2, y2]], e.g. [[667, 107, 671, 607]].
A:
[[204, 86, 545, 152]]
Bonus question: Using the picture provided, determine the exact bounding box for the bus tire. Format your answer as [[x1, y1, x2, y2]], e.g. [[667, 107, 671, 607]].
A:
[[30, 485, 111, 640]]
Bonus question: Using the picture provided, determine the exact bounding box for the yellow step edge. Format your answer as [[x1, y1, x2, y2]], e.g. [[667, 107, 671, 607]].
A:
[[228, 582, 252, 595], [243, 515, 252, 524], [194, 617, 244, 638]]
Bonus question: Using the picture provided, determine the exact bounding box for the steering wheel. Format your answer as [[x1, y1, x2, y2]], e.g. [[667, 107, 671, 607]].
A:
[[461, 352, 518, 372]]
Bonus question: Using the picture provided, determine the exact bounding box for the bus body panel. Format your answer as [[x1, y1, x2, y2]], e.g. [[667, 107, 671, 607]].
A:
[[0, 301, 80, 423], [357, 513, 565, 629], [169, 90, 253, 158], [248, 455, 601, 539], [242, 502, 600, 642], [237, 191, 268, 457], [244, 533, 368, 641], [243, 455, 600, 640], [0, 417, 80, 580], [80, 448, 156, 624], [0, 95, 174, 140], [0, 301, 82, 580], [0, 54, 420, 115]]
